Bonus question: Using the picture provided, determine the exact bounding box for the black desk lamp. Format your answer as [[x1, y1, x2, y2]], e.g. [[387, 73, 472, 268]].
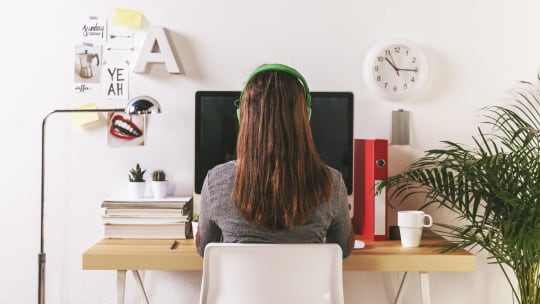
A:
[[38, 95, 162, 304]]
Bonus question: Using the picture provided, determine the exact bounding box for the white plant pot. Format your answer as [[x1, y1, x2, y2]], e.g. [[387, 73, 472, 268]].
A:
[[151, 181, 168, 198], [191, 221, 199, 238], [129, 182, 146, 199]]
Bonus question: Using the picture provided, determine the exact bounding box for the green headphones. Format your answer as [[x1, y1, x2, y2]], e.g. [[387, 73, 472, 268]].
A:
[[235, 63, 312, 120]]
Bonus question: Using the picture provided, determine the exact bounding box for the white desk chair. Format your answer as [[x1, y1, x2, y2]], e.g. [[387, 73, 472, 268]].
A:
[[199, 243, 344, 304]]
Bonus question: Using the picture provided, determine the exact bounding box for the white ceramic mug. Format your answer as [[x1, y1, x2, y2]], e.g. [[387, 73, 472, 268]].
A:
[[397, 210, 433, 247]]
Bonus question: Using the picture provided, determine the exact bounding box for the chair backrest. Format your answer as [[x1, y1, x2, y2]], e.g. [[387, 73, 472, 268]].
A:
[[199, 243, 344, 304]]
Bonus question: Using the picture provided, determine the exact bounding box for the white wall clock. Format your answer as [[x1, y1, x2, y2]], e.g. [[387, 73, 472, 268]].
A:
[[364, 38, 429, 101]]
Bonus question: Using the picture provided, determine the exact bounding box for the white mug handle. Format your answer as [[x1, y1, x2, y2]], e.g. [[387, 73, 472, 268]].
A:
[[423, 214, 433, 227]]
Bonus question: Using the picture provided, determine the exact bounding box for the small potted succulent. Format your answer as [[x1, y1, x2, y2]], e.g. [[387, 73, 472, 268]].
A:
[[128, 163, 146, 199], [151, 170, 168, 198]]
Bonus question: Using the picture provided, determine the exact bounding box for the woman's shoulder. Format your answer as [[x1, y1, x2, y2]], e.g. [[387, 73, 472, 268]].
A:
[[203, 161, 237, 202], [325, 165, 347, 202], [325, 165, 342, 182], [208, 160, 237, 176], [206, 160, 237, 186]]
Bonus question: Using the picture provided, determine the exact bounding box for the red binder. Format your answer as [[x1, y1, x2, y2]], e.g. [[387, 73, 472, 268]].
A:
[[352, 139, 388, 240]]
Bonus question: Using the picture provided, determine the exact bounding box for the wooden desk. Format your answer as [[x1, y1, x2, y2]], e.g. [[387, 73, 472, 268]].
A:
[[83, 233, 474, 304]]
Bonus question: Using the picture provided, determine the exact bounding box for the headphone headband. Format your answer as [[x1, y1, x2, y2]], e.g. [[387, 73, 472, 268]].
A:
[[236, 64, 312, 120]]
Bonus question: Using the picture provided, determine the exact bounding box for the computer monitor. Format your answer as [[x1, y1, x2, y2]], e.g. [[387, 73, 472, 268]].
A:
[[194, 91, 354, 195]]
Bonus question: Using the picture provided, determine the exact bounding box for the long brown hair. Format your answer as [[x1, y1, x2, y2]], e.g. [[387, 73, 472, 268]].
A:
[[233, 69, 332, 230]]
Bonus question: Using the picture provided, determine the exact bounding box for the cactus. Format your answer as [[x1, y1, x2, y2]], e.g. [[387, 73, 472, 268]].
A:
[[129, 163, 146, 182], [152, 170, 166, 181]]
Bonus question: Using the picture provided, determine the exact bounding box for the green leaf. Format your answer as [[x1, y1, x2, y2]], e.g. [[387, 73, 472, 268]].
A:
[[380, 79, 540, 303]]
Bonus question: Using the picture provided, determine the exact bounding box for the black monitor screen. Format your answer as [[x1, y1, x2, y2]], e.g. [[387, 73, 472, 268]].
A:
[[195, 91, 354, 195]]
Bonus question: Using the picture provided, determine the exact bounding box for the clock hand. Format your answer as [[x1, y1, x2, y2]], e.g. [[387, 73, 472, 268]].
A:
[[396, 67, 418, 72], [388, 53, 401, 77], [388, 52, 398, 66], [384, 57, 400, 76], [387, 52, 418, 73]]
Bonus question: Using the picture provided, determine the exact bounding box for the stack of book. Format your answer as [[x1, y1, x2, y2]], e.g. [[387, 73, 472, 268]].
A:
[[101, 196, 192, 239]]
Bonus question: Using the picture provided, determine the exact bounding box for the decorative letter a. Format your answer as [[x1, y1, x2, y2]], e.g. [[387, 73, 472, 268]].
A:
[[134, 25, 183, 74]]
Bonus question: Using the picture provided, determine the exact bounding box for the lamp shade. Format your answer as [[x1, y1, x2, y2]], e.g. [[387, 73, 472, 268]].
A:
[[125, 95, 162, 115]]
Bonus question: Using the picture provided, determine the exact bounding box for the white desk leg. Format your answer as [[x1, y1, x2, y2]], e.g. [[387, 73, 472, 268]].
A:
[[419, 272, 431, 304], [116, 270, 127, 304], [394, 272, 410, 304], [131, 270, 150, 304]]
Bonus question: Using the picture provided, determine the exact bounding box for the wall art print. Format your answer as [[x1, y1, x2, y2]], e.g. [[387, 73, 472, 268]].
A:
[[74, 44, 102, 94], [107, 112, 145, 147]]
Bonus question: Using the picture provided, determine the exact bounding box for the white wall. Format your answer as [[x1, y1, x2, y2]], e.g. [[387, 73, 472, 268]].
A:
[[1, 0, 536, 303]]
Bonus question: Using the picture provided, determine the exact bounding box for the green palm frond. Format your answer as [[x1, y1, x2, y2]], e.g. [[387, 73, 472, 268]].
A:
[[376, 79, 540, 304]]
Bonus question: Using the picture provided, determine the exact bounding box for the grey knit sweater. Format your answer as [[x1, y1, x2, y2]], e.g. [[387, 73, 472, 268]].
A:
[[196, 161, 352, 258]]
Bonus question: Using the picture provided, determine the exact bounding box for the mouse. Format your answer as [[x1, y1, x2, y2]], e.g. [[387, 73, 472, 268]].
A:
[[354, 239, 365, 249]]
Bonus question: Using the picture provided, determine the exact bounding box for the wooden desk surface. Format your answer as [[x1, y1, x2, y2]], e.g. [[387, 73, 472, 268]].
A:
[[83, 233, 475, 272]]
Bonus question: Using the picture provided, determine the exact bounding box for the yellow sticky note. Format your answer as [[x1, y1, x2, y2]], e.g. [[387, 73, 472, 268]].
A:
[[71, 103, 100, 126], [113, 8, 143, 28]]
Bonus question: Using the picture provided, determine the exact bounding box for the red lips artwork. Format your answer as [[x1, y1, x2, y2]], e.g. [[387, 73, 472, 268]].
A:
[[107, 113, 145, 147], [110, 114, 143, 139]]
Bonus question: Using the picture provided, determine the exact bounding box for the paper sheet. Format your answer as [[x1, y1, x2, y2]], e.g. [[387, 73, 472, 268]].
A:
[[113, 8, 143, 28], [70, 103, 100, 126]]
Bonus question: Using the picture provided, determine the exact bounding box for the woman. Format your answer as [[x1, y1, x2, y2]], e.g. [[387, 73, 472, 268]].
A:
[[196, 64, 354, 257]]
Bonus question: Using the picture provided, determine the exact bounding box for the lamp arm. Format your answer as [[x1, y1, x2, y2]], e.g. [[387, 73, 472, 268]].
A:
[[38, 107, 123, 304]]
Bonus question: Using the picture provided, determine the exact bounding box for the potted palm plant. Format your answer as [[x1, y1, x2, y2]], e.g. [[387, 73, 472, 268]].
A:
[[377, 79, 540, 304]]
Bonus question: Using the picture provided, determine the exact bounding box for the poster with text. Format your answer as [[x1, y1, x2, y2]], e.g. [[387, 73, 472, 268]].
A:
[[107, 113, 145, 147], [103, 61, 129, 100], [79, 17, 107, 43]]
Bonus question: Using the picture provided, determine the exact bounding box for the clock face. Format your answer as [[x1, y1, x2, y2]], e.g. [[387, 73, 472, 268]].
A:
[[365, 39, 429, 100]]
